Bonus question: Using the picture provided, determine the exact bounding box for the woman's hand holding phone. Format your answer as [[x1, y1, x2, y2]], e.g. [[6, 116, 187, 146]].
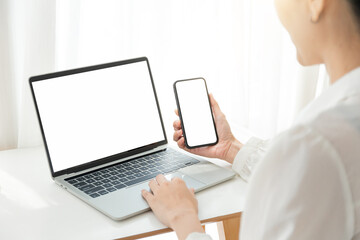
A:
[[173, 94, 243, 164]]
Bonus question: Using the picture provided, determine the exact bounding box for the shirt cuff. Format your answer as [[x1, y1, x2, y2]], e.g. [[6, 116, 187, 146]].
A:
[[232, 137, 268, 182], [186, 232, 213, 240]]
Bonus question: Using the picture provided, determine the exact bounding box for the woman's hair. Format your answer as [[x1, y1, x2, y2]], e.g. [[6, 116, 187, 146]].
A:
[[347, 0, 360, 24]]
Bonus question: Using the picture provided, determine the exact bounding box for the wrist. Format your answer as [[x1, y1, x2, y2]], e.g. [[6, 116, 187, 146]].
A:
[[170, 210, 204, 240], [224, 138, 243, 164]]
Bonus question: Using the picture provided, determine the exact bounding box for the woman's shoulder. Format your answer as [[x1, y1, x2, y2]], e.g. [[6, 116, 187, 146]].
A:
[[260, 100, 360, 175], [307, 101, 360, 161]]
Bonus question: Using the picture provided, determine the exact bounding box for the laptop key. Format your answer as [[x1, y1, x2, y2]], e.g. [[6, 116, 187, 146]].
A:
[[94, 176, 103, 181], [124, 173, 159, 186], [77, 177, 85, 181], [101, 179, 111, 183], [102, 174, 111, 178], [117, 173, 126, 178], [67, 179, 77, 184], [127, 175, 136, 180], [109, 166, 117, 171], [157, 166, 166, 171], [104, 183, 112, 188], [85, 186, 104, 194], [117, 169, 126, 173], [79, 184, 95, 191], [142, 170, 150, 175], [107, 187, 116, 192], [90, 193, 100, 198], [74, 181, 87, 188], [86, 179, 95, 183], [114, 183, 126, 189], [176, 163, 186, 168], [118, 178, 128, 183], [112, 180, 121, 185], [109, 176, 118, 181], [98, 190, 108, 195], [166, 168, 179, 173], [84, 175, 92, 179], [93, 181, 102, 186]]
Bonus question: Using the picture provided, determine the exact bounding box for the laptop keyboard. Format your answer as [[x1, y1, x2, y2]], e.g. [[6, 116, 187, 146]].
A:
[[65, 149, 199, 198]]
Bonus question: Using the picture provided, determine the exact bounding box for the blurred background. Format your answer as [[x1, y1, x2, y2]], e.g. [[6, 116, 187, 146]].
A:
[[0, 0, 328, 153]]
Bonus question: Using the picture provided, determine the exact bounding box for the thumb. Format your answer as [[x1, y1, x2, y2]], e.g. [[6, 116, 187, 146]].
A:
[[190, 188, 195, 197]]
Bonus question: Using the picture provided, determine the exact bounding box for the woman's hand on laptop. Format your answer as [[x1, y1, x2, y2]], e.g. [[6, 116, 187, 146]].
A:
[[173, 94, 243, 164], [142, 174, 204, 240]]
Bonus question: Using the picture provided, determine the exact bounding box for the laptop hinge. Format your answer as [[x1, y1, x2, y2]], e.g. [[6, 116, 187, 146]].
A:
[[60, 144, 168, 180]]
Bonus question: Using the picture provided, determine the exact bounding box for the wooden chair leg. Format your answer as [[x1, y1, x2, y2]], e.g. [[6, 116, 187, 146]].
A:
[[217, 215, 241, 240], [202, 225, 206, 232]]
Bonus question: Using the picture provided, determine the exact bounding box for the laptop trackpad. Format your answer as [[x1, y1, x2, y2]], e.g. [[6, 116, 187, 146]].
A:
[[91, 172, 205, 220], [164, 171, 206, 190]]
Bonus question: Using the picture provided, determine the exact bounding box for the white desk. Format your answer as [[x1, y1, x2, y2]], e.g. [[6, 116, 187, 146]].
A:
[[0, 146, 247, 240]]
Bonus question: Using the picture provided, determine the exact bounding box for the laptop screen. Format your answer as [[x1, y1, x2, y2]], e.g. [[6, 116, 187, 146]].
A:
[[31, 58, 166, 175]]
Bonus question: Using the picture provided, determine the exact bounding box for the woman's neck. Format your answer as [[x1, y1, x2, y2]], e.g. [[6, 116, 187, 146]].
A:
[[325, 44, 360, 84], [324, 23, 360, 84]]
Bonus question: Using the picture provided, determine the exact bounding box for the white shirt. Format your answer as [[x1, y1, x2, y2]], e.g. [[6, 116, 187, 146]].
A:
[[186, 67, 360, 240]]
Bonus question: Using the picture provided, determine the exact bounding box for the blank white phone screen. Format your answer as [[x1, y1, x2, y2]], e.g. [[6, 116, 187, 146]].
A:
[[175, 79, 217, 147], [32, 61, 165, 172]]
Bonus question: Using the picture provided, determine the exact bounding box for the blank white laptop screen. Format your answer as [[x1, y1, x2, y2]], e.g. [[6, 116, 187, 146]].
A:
[[32, 61, 165, 172]]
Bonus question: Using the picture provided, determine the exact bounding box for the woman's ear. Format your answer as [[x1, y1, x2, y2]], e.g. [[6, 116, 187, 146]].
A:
[[308, 0, 326, 23]]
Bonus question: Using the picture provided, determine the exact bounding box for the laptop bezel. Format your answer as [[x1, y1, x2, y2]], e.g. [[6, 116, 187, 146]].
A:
[[29, 57, 168, 178]]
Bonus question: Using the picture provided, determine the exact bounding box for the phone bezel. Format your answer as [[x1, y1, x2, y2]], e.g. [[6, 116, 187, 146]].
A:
[[173, 77, 219, 149]]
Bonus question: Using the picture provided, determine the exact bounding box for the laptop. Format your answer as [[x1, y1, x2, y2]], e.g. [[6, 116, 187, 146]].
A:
[[29, 57, 235, 220]]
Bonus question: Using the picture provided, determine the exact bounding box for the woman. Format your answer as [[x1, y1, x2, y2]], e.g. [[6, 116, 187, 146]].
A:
[[142, 0, 360, 239]]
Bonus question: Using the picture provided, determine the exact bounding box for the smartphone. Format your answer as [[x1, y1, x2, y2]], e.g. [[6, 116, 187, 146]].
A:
[[173, 78, 218, 149]]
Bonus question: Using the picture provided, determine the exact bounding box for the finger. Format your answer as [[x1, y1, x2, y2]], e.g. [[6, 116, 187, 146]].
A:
[[173, 120, 181, 130], [156, 174, 168, 185], [173, 129, 183, 142], [141, 189, 154, 205], [171, 177, 184, 184], [209, 93, 221, 114], [148, 179, 160, 193], [190, 188, 195, 196], [174, 109, 179, 116], [177, 136, 186, 149]]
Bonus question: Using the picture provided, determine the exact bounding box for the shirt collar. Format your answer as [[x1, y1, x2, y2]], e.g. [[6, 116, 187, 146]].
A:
[[297, 67, 360, 124]]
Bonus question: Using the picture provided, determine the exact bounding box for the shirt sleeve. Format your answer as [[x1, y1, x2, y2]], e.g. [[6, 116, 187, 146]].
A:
[[239, 125, 353, 240], [232, 137, 270, 181], [185, 232, 213, 240]]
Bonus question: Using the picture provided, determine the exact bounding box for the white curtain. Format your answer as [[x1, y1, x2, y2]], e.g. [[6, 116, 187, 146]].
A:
[[0, 0, 56, 150], [0, 0, 329, 151]]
